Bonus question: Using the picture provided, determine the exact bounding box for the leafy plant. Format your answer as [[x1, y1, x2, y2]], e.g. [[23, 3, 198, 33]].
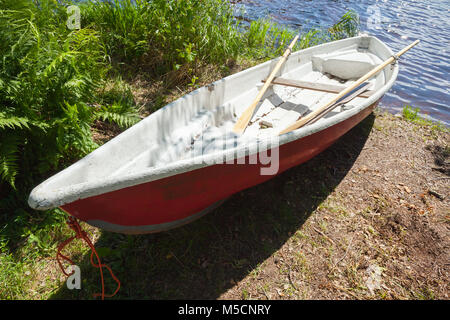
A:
[[243, 10, 359, 60], [244, 19, 299, 59], [402, 105, 448, 133], [80, 0, 242, 74], [0, 0, 140, 192], [328, 10, 360, 40], [402, 105, 421, 121]]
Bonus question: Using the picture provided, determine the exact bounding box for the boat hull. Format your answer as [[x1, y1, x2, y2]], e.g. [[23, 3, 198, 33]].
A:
[[61, 101, 378, 234]]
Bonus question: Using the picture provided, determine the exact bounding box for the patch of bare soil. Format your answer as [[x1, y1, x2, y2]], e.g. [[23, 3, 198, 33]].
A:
[[218, 111, 449, 300], [91, 120, 124, 145]]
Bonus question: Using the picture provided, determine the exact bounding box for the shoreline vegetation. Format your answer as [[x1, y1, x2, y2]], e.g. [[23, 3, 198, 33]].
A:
[[0, 0, 448, 300]]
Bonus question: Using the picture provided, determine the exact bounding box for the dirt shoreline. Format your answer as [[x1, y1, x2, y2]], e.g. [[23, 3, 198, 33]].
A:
[[217, 110, 449, 300]]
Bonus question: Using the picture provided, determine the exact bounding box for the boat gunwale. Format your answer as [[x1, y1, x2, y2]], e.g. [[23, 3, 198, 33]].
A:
[[28, 36, 398, 211]]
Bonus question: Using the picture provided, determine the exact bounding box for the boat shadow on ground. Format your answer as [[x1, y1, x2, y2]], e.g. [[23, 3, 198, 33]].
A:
[[50, 113, 375, 300]]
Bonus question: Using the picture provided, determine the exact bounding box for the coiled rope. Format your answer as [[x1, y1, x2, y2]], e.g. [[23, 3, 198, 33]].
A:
[[56, 216, 120, 300]]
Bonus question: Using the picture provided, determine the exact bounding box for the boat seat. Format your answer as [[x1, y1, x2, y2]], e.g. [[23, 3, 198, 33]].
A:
[[312, 51, 379, 80]]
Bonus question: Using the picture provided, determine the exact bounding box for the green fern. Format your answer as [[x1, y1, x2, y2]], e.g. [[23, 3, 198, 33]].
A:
[[95, 103, 141, 129], [0, 135, 20, 189], [95, 77, 141, 129], [0, 112, 30, 130], [0, 0, 111, 190]]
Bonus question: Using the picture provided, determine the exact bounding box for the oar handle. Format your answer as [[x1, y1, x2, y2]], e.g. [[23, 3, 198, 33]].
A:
[[233, 35, 299, 134], [396, 39, 420, 57], [279, 39, 420, 135]]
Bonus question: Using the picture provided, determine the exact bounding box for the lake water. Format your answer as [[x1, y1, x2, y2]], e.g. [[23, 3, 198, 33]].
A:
[[233, 0, 450, 125]]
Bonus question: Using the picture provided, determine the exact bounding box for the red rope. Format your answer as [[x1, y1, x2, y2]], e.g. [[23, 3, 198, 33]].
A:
[[56, 216, 120, 300]]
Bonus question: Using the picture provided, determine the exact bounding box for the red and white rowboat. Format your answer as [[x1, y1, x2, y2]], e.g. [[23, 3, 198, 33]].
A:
[[29, 36, 398, 234]]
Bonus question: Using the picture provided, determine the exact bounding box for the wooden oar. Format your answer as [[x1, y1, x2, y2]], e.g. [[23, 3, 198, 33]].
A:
[[233, 35, 299, 134], [306, 82, 372, 125], [278, 39, 420, 135]]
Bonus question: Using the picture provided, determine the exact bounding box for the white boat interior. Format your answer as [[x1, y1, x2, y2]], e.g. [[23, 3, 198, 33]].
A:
[[112, 36, 390, 176], [29, 36, 398, 210]]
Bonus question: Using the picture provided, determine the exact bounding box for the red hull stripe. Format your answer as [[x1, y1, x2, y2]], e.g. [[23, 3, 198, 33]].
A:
[[62, 103, 377, 231]]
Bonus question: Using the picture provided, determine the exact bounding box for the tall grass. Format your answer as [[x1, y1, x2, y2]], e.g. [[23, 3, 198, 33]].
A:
[[80, 0, 243, 73], [243, 10, 360, 59], [79, 1, 359, 70]]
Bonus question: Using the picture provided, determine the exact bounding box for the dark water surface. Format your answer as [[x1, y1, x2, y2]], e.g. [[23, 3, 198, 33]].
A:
[[233, 0, 450, 125]]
